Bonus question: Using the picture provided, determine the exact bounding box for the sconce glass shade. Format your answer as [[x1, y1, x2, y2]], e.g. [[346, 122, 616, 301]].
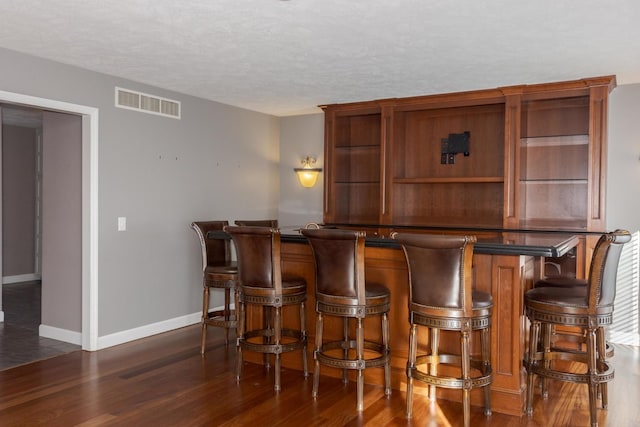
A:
[[295, 168, 322, 187], [294, 156, 322, 188]]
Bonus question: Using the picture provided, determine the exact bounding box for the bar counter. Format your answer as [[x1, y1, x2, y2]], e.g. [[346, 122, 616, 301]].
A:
[[233, 226, 582, 416], [279, 226, 580, 257]]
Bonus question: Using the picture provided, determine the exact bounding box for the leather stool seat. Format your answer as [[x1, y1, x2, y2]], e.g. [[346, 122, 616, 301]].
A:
[[204, 263, 238, 282], [535, 276, 587, 288]]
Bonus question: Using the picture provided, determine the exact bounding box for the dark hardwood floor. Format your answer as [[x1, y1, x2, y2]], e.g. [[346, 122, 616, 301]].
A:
[[0, 324, 638, 426]]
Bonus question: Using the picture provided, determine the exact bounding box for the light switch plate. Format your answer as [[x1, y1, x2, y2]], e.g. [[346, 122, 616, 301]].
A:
[[118, 217, 127, 231]]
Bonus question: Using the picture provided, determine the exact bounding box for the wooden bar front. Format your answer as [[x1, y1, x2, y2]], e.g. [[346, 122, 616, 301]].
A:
[[240, 231, 579, 416]]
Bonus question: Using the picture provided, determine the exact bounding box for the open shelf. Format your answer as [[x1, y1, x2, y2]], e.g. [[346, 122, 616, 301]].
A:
[[392, 182, 504, 228], [519, 96, 590, 231], [325, 110, 382, 224], [394, 176, 504, 184]]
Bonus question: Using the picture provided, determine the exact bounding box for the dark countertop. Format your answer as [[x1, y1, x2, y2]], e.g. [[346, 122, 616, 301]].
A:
[[278, 230, 579, 258], [211, 226, 586, 258]]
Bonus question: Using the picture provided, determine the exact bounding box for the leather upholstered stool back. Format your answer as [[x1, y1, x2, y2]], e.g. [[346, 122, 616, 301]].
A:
[[307, 228, 364, 304], [399, 233, 473, 312], [229, 226, 278, 291]]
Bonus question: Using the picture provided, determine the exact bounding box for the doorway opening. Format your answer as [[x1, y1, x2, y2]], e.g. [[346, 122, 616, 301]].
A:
[[0, 90, 99, 352], [1, 104, 83, 369]]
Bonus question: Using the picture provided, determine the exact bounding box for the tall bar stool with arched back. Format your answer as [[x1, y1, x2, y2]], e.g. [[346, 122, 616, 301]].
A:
[[524, 229, 631, 427], [301, 228, 391, 411], [190, 221, 238, 353], [224, 225, 308, 391], [393, 233, 493, 427]]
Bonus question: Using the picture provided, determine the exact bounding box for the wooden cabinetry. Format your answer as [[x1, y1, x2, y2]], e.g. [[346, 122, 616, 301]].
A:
[[323, 105, 383, 224], [322, 76, 615, 242]]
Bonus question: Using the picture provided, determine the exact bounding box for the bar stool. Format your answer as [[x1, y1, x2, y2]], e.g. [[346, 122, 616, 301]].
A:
[[534, 251, 611, 359], [234, 219, 278, 227], [224, 225, 308, 391], [524, 230, 631, 427], [300, 228, 391, 411], [190, 221, 238, 353], [393, 233, 493, 427]]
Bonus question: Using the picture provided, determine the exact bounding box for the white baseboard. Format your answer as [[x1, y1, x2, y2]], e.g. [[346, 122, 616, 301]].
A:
[[3, 273, 41, 284], [40, 324, 82, 345], [37, 304, 229, 351], [97, 311, 201, 350]]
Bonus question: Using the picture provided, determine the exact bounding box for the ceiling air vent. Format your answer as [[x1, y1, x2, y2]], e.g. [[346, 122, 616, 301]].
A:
[[115, 87, 181, 119]]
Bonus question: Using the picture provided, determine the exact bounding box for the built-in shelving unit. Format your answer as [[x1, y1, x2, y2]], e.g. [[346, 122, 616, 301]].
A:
[[321, 76, 615, 249]]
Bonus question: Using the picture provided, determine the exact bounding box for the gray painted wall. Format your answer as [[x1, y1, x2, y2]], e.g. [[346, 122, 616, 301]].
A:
[[279, 113, 324, 228], [0, 47, 280, 337], [2, 125, 37, 276], [607, 83, 640, 234], [41, 111, 82, 331]]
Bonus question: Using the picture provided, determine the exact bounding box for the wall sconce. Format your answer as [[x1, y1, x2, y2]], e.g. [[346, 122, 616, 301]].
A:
[[294, 156, 322, 188]]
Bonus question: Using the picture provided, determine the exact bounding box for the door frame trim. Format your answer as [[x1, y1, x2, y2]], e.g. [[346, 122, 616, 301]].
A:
[[0, 90, 99, 351]]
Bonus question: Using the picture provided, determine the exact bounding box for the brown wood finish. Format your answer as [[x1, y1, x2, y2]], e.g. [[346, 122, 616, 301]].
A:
[[1, 324, 637, 426], [244, 241, 536, 416]]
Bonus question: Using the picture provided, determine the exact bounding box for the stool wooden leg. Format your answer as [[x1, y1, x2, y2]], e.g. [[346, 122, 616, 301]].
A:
[[236, 299, 245, 382], [356, 317, 364, 411], [274, 306, 282, 392], [300, 301, 308, 377], [526, 319, 540, 416], [223, 288, 231, 345], [586, 327, 598, 427], [201, 286, 210, 355], [382, 312, 391, 396], [312, 312, 323, 398], [461, 329, 471, 427], [263, 307, 272, 369], [406, 323, 417, 418], [342, 318, 349, 383], [429, 327, 440, 401], [596, 326, 608, 407], [482, 326, 492, 415], [541, 322, 552, 398]]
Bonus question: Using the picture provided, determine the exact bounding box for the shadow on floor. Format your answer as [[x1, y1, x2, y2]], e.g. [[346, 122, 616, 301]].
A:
[[1, 281, 80, 371]]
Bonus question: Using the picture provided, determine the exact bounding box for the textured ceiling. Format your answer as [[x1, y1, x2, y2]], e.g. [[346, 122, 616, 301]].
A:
[[0, 0, 639, 116]]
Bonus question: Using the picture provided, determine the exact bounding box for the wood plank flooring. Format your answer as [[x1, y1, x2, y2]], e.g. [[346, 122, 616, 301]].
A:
[[0, 325, 638, 426]]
